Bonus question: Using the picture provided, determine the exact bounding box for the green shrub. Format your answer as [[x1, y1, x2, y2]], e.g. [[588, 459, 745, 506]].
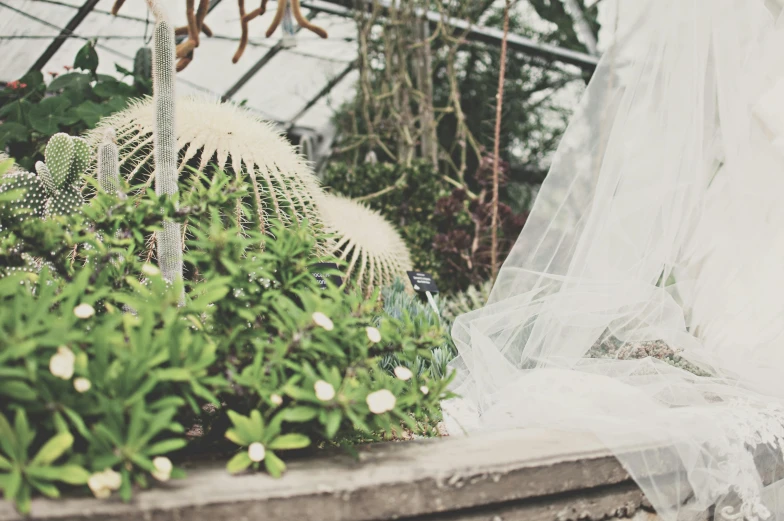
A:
[[322, 160, 526, 294], [0, 169, 452, 514]]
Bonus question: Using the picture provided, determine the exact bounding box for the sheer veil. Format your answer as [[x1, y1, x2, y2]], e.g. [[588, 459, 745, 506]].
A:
[[443, 1, 784, 519]]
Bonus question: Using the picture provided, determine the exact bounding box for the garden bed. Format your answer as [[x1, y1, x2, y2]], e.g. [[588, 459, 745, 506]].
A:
[[0, 429, 657, 521]]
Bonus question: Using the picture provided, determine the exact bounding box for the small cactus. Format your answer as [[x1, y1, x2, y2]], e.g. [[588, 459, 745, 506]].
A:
[[133, 47, 153, 86], [0, 134, 87, 231], [97, 128, 123, 197]]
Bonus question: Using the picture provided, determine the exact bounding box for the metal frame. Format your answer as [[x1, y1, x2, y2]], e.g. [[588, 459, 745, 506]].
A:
[[27, 0, 101, 74], [300, 0, 599, 71], [222, 10, 320, 100], [286, 59, 357, 130], [9, 0, 597, 133]]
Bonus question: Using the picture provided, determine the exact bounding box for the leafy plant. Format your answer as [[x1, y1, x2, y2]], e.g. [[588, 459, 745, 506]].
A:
[[0, 410, 90, 514], [322, 159, 526, 294], [0, 168, 453, 513], [0, 41, 151, 171]]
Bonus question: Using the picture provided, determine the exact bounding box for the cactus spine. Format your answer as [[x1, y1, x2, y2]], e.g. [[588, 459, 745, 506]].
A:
[[148, 0, 183, 288], [97, 128, 122, 197]]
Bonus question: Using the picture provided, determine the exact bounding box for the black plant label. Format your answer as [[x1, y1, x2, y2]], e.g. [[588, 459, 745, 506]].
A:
[[407, 271, 439, 294], [312, 263, 342, 290]]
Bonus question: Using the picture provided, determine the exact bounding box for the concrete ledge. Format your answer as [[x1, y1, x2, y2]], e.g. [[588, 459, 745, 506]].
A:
[[0, 429, 648, 521]]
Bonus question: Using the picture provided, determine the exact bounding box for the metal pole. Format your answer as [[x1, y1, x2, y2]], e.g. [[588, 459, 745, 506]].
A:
[[286, 60, 357, 130], [300, 0, 599, 71], [26, 0, 100, 73]]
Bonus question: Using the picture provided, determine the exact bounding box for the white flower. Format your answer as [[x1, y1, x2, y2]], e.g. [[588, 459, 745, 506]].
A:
[[88, 468, 122, 498], [151, 456, 173, 482], [49, 346, 75, 380], [314, 380, 336, 401], [366, 389, 396, 414], [73, 377, 91, 393], [394, 366, 413, 381], [73, 303, 95, 319], [420, 385, 429, 395], [365, 326, 382, 343], [141, 264, 161, 277], [101, 469, 122, 491], [248, 442, 266, 462], [270, 394, 283, 406], [312, 312, 334, 331]]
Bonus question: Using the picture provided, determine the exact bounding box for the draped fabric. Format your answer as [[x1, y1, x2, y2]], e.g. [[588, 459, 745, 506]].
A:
[[443, 2, 784, 519]]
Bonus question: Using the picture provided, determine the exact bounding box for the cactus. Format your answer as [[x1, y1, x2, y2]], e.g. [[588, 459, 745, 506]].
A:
[[0, 134, 87, 233], [89, 96, 324, 237], [133, 47, 153, 86], [97, 128, 123, 197], [146, 0, 183, 287], [316, 193, 413, 294]]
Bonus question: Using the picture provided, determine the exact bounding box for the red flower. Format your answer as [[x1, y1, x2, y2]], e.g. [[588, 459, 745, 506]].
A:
[[6, 80, 26, 90]]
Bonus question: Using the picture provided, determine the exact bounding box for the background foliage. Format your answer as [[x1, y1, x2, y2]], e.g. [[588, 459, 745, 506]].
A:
[[0, 41, 151, 171]]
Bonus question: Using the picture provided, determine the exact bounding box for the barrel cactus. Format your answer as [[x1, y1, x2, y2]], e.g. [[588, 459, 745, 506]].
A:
[[89, 96, 323, 236], [0, 133, 87, 231], [316, 193, 413, 294]]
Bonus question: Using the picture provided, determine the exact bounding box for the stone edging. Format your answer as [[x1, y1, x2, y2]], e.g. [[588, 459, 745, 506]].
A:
[[0, 428, 649, 521]]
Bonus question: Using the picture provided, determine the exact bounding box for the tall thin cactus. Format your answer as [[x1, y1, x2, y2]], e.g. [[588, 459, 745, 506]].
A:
[[97, 128, 123, 197], [147, 0, 183, 288]]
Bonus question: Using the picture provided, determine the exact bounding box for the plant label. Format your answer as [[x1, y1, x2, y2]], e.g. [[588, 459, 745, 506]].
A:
[[312, 263, 343, 290], [406, 271, 439, 294]]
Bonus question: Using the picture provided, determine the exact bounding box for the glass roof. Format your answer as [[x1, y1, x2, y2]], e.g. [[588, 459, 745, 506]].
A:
[[0, 0, 622, 136], [0, 0, 359, 132]]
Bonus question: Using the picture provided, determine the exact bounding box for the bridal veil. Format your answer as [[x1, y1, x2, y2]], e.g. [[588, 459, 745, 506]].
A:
[[444, 1, 784, 519]]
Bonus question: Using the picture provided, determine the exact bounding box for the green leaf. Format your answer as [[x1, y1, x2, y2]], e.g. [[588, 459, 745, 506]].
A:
[[325, 409, 342, 439], [268, 434, 310, 451], [0, 122, 29, 148], [0, 99, 31, 124], [74, 41, 99, 72], [0, 454, 11, 470], [224, 429, 246, 447], [72, 100, 106, 127], [47, 72, 92, 92], [31, 433, 73, 466], [145, 438, 187, 456], [27, 465, 90, 485], [4, 469, 22, 503], [155, 368, 192, 382], [226, 451, 252, 474], [92, 80, 134, 99], [0, 380, 37, 401], [279, 407, 318, 423], [29, 478, 60, 499], [227, 411, 261, 443], [28, 97, 71, 135], [264, 451, 286, 478]]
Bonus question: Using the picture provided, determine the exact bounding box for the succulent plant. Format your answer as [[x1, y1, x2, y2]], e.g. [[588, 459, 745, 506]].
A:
[[97, 128, 123, 197], [316, 193, 413, 294], [440, 280, 493, 323], [0, 133, 87, 232], [89, 96, 323, 237]]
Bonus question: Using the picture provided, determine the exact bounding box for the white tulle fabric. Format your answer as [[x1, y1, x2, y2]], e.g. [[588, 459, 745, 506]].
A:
[[443, 1, 784, 520]]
